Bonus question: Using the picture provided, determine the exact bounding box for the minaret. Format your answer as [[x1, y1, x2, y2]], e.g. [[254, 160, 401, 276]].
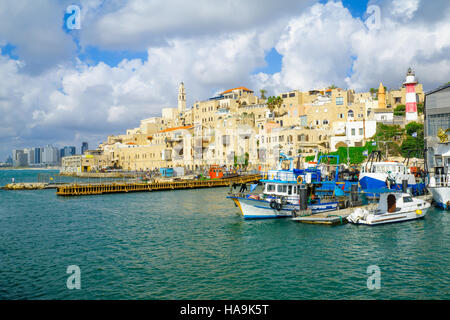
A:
[[178, 82, 186, 113], [378, 82, 386, 109], [404, 68, 418, 121]]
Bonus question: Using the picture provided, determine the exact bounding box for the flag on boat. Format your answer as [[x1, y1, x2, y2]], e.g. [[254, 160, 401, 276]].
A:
[[372, 142, 377, 146], [250, 184, 258, 192], [363, 150, 368, 156], [412, 132, 417, 137]]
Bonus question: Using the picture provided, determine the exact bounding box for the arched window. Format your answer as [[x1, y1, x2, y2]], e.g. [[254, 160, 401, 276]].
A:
[[348, 110, 354, 118]]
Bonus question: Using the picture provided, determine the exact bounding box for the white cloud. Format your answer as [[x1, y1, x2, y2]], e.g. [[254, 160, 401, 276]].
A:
[[0, 1, 77, 74], [253, 0, 450, 92], [0, 0, 450, 160], [80, 0, 314, 50], [389, 0, 420, 20]]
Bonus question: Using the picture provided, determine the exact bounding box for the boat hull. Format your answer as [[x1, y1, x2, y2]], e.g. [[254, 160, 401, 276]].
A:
[[428, 187, 450, 210], [359, 173, 424, 194], [349, 207, 428, 225], [228, 196, 295, 219], [228, 196, 340, 219]]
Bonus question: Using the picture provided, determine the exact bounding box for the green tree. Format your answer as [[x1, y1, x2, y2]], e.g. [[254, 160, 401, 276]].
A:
[[304, 142, 378, 165], [417, 103, 424, 114], [373, 123, 404, 156], [394, 104, 405, 116], [259, 89, 267, 99], [401, 122, 424, 158]]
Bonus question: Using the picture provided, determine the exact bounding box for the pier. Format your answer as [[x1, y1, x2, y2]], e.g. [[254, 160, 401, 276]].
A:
[[292, 207, 356, 225], [56, 174, 261, 196]]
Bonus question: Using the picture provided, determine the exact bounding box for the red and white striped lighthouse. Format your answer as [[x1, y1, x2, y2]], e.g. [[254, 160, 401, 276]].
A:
[[404, 68, 418, 121]]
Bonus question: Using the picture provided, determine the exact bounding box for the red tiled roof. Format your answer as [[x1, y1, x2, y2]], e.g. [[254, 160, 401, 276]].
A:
[[221, 87, 253, 95], [158, 125, 194, 133]]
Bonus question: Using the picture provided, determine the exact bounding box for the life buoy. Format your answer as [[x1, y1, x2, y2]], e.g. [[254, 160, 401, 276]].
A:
[[297, 176, 303, 184], [270, 200, 277, 210]]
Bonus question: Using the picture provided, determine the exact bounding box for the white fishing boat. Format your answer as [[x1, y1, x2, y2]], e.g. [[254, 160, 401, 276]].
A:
[[359, 151, 424, 194], [347, 191, 430, 225], [426, 141, 450, 210]]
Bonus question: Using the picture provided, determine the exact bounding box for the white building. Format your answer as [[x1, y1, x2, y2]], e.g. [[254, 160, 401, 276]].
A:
[[330, 120, 377, 151]]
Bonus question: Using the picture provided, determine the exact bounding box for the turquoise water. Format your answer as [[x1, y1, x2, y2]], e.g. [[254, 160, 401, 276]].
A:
[[0, 170, 449, 300]]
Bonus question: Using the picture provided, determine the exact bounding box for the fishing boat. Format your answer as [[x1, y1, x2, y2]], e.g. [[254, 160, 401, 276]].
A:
[[347, 190, 430, 225], [426, 142, 450, 210], [359, 151, 425, 195], [227, 153, 338, 219]]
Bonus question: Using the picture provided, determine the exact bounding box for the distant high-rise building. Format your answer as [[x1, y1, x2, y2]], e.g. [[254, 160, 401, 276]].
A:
[[24, 148, 34, 165], [42, 145, 59, 165], [5, 155, 13, 165], [81, 142, 89, 155], [33, 147, 41, 164], [61, 146, 76, 158], [12, 149, 28, 167]]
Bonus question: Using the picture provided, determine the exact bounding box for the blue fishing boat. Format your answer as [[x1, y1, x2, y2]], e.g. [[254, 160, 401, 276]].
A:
[[227, 153, 343, 219]]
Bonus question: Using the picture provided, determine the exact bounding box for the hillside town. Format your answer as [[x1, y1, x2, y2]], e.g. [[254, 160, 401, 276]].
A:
[[53, 68, 425, 174]]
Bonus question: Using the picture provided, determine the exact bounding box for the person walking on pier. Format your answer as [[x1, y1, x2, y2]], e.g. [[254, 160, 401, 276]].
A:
[[239, 183, 247, 193]]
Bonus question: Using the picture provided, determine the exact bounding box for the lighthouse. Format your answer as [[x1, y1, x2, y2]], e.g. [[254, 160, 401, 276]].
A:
[[178, 82, 186, 113], [404, 68, 418, 121]]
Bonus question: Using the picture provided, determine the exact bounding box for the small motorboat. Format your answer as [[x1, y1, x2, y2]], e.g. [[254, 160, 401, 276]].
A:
[[347, 191, 430, 225]]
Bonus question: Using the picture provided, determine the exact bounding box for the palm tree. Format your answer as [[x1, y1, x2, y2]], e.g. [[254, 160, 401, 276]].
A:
[[260, 89, 267, 99]]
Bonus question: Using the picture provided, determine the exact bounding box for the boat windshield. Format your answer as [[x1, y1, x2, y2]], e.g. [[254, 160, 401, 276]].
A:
[[403, 196, 413, 203]]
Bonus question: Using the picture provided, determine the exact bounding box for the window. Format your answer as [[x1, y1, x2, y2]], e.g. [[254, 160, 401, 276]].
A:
[[351, 128, 356, 136], [336, 97, 344, 105], [289, 93, 295, 97], [277, 185, 283, 192], [323, 120, 329, 125], [267, 184, 275, 192], [403, 196, 413, 203], [348, 110, 354, 118], [359, 128, 363, 135], [288, 186, 292, 195]]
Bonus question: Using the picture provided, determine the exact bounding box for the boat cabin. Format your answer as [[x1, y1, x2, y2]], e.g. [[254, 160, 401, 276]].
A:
[[377, 192, 419, 214], [264, 182, 301, 197], [361, 162, 409, 174]]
